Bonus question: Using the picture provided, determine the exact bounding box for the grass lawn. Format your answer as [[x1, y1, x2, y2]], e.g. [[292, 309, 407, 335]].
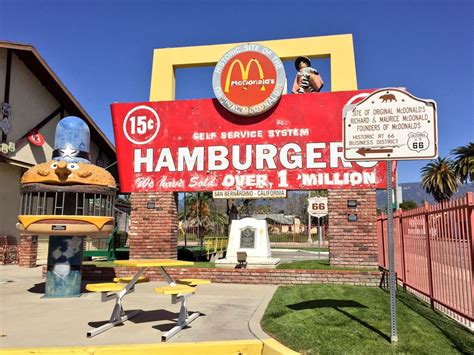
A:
[[83, 261, 216, 268], [299, 247, 329, 252], [272, 247, 329, 252], [261, 284, 474, 354], [84, 259, 376, 271], [276, 260, 378, 272]]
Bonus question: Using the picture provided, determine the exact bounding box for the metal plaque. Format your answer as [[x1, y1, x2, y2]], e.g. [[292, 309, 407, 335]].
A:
[[347, 214, 358, 222], [347, 200, 358, 208], [240, 226, 255, 248]]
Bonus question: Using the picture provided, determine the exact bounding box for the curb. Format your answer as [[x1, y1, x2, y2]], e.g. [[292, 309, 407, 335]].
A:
[[248, 285, 299, 354], [1, 339, 299, 355]]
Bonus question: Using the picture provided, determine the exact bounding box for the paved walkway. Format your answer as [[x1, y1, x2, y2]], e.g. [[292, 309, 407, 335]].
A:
[[0, 265, 277, 349], [271, 249, 329, 263]]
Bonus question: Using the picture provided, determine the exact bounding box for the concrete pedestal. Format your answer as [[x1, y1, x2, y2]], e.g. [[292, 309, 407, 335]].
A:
[[44, 235, 83, 298], [216, 218, 279, 269]]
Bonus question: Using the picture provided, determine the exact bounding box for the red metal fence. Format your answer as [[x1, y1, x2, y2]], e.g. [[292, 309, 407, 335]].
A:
[[377, 192, 474, 326]]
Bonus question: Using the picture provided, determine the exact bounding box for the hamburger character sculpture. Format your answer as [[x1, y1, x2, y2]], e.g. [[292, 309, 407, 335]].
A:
[[17, 117, 116, 297]]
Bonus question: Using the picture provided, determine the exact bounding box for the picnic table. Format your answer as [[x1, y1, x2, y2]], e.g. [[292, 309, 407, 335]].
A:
[[86, 259, 210, 341]]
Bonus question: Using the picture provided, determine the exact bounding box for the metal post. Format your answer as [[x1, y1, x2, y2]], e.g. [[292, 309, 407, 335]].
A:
[[424, 211, 435, 309], [386, 160, 398, 343], [198, 194, 203, 254], [308, 216, 312, 244], [308, 191, 312, 244], [184, 192, 187, 248], [399, 210, 407, 290], [466, 193, 474, 319], [317, 217, 322, 260]]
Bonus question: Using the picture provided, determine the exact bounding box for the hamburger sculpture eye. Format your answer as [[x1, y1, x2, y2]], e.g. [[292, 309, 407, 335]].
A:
[[17, 116, 117, 297]]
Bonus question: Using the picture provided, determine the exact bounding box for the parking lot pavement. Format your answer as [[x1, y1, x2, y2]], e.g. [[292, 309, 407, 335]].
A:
[[0, 265, 277, 348]]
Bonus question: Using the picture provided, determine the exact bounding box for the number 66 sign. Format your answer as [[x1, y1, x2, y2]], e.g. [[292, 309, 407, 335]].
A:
[[308, 196, 328, 217]]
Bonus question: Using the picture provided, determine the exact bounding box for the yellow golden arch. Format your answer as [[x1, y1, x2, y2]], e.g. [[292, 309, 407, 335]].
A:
[[224, 59, 266, 93], [149, 34, 358, 101]]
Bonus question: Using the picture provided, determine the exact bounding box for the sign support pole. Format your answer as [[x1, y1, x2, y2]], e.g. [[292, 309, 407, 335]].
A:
[[386, 160, 398, 343], [308, 216, 312, 244], [184, 192, 187, 248], [343, 88, 437, 345], [317, 217, 321, 259], [308, 191, 312, 244]]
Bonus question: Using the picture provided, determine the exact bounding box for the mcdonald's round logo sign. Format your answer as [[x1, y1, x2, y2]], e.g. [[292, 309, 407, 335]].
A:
[[212, 43, 286, 116]]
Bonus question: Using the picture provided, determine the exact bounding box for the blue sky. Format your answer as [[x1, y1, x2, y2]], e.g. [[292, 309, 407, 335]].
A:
[[1, 0, 472, 183]]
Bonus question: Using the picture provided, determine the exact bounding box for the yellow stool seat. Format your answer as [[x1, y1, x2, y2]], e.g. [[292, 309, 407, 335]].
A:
[[154, 285, 196, 295], [176, 279, 211, 286], [86, 283, 125, 293], [113, 276, 150, 284]]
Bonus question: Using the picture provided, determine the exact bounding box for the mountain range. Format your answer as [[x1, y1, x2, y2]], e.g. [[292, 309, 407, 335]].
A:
[[376, 182, 474, 209]]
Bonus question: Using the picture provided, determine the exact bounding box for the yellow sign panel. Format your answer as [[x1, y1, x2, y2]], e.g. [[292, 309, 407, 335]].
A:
[[150, 34, 358, 101]]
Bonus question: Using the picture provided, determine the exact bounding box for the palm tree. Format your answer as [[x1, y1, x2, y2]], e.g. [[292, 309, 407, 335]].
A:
[[225, 198, 254, 222], [180, 192, 227, 238], [451, 142, 474, 184], [421, 157, 459, 202]]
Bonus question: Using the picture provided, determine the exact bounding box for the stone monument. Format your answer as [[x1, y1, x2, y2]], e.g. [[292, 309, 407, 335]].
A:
[[216, 217, 280, 268]]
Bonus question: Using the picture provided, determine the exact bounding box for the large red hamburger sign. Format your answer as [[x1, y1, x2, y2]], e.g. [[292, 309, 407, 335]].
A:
[[111, 91, 393, 193], [212, 43, 286, 116]]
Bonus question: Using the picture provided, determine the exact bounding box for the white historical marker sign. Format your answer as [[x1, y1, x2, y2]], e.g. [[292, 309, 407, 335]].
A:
[[343, 88, 437, 161], [307, 196, 328, 217]]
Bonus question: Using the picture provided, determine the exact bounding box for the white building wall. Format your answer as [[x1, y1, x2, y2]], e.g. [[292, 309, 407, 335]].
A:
[[2, 50, 60, 166], [6, 52, 59, 142], [0, 163, 23, 239], [0, 49, 6, 99], [13, 115, 59, 165]]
